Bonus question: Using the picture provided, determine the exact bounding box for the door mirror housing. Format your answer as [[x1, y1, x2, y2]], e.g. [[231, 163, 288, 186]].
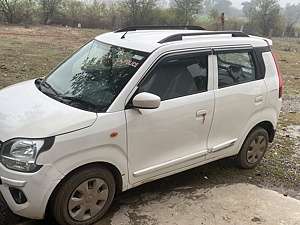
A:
[[133, 92, 161, 109]]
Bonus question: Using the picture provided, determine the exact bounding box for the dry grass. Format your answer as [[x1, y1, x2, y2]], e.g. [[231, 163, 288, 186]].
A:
[[0, 25, 299, 95], [272, 37, 300, 95], [0, 24, 106, 89]]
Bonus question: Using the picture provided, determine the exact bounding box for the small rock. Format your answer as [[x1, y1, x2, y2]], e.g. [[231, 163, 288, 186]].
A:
[[251, 216, 261, 222]]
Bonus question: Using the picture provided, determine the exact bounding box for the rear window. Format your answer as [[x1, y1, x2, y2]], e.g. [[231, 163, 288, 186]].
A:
[[217, 51, 256, 88]]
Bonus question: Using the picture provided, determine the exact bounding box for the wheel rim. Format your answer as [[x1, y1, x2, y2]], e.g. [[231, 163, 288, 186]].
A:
[[246, 135, 267, 164], [68, 178, 109, 221]]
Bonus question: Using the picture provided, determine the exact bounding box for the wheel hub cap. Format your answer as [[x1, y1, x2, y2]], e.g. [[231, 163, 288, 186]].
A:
[[246, 135, 266, 164], [86, 196, 93, 203], [68, 178, 109, 221]]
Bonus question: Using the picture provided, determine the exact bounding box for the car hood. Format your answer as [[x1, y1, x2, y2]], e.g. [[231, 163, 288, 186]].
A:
[[0, 80, 97, 141]]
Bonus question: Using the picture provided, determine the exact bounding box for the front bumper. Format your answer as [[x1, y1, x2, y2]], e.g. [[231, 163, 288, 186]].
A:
[[0, 163, 64, 219]]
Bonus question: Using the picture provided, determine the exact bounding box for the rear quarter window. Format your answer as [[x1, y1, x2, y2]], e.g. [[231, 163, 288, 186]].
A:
[[217, 51, 256, 88]]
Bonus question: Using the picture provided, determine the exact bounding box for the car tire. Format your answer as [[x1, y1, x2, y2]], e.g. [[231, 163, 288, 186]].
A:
[[235, 127, 269, 169], [50, 165, 115, 225]]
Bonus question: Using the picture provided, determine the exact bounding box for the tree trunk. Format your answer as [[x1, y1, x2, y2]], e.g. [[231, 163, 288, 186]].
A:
[[43, 13, 49, 24]]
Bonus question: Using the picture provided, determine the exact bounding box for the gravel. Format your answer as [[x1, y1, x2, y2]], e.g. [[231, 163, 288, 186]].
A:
[[280, 94, 300, 176], [281, 94, 300, 113]]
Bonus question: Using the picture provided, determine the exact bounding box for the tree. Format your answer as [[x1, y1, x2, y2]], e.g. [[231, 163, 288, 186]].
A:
[[203, 0, 243, 17], [203, 0, 212, 14], [171, 0, 204, 24], [241, 0, 256, 18], [84, 0, 107, 28], [38, 0, 62, 24], [156, 8, 179, 25], [106, 3, 121, 29], [208, 8, 220, 30], [257, 0, 281, 36], [61, 0, 84, 27], [174, 0, 203, 19], [119, 0, 159, 25], [242, 0, 283, 36], [282, 3, 300, 36], [283, 3, 300, 23], [0, 0, 20, 23], [18, 0, 38, 24], [211, 0, 232, 14]]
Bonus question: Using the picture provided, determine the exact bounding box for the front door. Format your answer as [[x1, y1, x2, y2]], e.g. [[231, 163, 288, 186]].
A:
[[125, 51, 214, 184]]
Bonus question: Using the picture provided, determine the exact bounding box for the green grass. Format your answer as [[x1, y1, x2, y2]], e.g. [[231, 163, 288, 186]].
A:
[[196, 15, 210, 24]]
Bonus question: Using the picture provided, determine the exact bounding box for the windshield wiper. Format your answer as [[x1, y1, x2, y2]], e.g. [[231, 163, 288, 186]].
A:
[[40, 81, 60, 96], [59, 95, 100, 112]]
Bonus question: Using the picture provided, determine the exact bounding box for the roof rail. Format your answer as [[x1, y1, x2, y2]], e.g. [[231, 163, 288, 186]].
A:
[[115, 25, 205, 33], [158, 31, 249, 43]]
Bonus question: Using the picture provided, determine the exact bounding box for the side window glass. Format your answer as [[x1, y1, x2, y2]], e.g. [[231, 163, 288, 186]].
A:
[[217, 51, 256, 88], [139, 54, 208, 101]]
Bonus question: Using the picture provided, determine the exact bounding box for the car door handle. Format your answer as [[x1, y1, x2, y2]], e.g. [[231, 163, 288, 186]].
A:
[[196, 110, 207, 117], [196, 110, 207, 123], [255, 95, 263, 103]]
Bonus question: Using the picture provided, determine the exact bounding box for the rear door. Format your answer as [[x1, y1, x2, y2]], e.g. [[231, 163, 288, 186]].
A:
[[207, 47, 268, 159], [125, 50, 215, 184]]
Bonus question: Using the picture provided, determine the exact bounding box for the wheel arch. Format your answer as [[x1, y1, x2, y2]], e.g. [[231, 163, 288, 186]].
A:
[[55, 161, 122, 195], [100, 162, 123, 195], [236, 120, 275, 157], [235, 120, 275, 159], [253, 121, 275, 142], [46, 161, 123, 217]]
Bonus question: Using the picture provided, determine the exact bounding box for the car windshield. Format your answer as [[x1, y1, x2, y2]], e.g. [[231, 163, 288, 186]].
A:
[[40, 40, 149, 112]]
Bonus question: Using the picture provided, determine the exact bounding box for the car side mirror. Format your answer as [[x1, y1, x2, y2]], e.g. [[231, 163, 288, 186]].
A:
[[133, 92, 161, 109]]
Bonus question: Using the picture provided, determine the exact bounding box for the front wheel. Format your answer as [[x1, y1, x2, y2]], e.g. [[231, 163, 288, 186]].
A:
[[235, 127, 269, 169], [50, 165, 115, 225]]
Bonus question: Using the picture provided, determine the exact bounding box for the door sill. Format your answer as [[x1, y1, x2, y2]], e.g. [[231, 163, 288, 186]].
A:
[[133, 150, 208, 177]]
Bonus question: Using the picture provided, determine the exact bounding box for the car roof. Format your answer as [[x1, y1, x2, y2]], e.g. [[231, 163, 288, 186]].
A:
[[95, 28, 272, 53]]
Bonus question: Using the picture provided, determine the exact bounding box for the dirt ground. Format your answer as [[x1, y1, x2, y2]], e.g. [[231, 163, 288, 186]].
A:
[[1, 153, 300, 225], [7, 183, 300, 225], [3, 167, 300, 225], [0, 23, 104, 36]]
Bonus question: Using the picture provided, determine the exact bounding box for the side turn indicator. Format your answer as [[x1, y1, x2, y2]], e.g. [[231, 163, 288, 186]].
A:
[[110, 132, 119, 137]]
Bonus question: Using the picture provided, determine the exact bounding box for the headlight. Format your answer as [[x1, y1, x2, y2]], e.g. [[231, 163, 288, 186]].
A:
[[0, 137, 54, 172]]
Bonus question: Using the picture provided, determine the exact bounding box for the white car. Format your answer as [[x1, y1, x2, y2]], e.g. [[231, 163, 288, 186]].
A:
[[0, 26, 282, 225]]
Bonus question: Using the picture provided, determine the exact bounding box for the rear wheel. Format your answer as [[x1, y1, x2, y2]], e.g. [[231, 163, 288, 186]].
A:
[[235, 127, 269, 169], [50, 165, 115, 225]]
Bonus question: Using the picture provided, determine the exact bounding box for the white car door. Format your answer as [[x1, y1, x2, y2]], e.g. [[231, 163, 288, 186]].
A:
[[207, 47, 268, 159], [125, 51, 215, 184]]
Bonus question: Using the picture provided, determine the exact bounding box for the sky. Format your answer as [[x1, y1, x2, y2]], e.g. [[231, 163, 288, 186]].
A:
[[230, 0, 299, 9]]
